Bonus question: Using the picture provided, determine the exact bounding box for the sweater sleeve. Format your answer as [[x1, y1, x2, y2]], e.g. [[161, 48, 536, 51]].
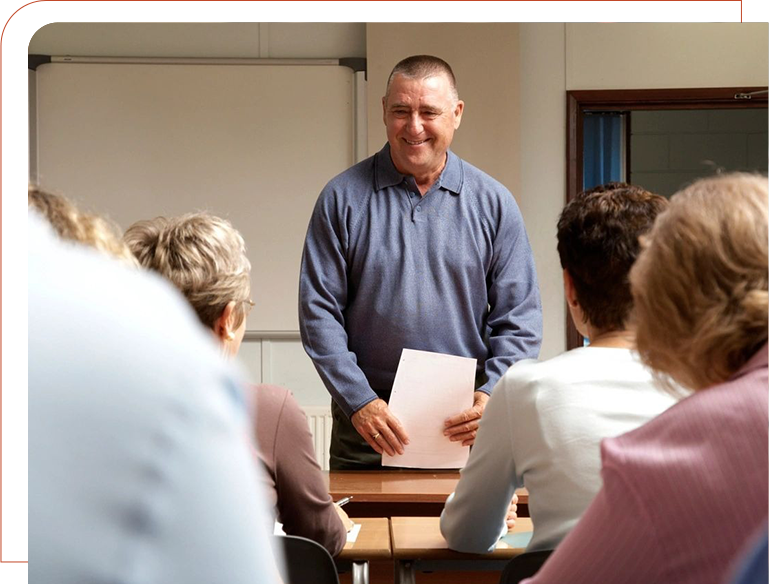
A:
[[440, 384, 518, 552], [523, 457, 663, 584], [298, 188, 378, 417], [477, 190, 542, 395], [272, 390, 347, 557]]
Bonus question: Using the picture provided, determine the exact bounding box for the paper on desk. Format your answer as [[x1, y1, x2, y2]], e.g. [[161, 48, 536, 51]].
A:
[[275, 521, 361, 544], [346, 522, 362, 543], [382, 348, 476, 469]]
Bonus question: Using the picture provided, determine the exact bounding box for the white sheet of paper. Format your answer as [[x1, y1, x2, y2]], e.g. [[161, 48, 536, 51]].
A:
[[382, 348, 476, 469], [274, 521, 361, 543], [346, 522, 362, 543]]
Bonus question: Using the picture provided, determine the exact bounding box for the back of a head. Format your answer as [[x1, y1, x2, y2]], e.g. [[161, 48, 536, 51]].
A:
[[29, 185, 82, 241], [385, 54, 459, 102], [124, 212, 251, 330], [630, 173, 768, 391], [28, 185, 137, 266], [557, 182, 669, 332]]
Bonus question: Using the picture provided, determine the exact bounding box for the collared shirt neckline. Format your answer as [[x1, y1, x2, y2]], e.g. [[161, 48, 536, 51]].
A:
[[373, 142, 463, 195]]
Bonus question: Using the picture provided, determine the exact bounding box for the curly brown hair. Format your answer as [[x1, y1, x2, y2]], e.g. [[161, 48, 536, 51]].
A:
[[557, 182, 669, 332]]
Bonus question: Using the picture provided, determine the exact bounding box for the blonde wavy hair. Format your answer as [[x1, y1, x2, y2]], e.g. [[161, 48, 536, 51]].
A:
[[124, 212, 251, 330], [630, 173, 768, 393], [28, 185, 137, 266]]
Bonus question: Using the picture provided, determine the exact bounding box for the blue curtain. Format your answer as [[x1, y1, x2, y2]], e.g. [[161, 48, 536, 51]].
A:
[[583, 114, 623, 190], [581, 113, 624, 347]]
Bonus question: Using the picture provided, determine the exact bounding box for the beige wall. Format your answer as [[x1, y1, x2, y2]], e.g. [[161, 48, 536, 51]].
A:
[[519, 23, 567, 360], [566, 23, 768, 89]]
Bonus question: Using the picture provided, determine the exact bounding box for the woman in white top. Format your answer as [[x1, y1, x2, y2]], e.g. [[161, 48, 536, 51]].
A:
[[440, 182, 679, 553]]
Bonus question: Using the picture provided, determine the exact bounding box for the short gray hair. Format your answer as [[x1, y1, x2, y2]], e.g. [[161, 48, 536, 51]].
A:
[[384, 55, 459, 102], [124, 212, 251, 330]]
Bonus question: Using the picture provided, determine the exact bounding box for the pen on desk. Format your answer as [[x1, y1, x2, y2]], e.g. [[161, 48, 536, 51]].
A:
[[336, 496, 353, 507]]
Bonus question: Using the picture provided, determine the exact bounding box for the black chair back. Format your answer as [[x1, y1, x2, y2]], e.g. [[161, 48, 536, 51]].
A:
[[273, 534, 340, 584], [499, 550, 553, 584]]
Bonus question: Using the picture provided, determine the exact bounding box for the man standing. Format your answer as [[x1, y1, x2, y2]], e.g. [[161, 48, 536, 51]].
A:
[[300, 55, 542, 469]]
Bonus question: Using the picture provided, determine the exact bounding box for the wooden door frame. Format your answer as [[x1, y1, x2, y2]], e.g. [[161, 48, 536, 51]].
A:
[[564, 87, 768, 350]]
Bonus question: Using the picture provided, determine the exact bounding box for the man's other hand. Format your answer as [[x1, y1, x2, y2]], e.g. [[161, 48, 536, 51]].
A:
[[351, 398, 410, 457], [443, 391, 490, 446]]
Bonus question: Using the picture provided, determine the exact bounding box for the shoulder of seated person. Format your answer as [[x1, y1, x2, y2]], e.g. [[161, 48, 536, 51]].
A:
[[250, 384, 294, 414], [497, 358, 543, 390], [503, 356, 557, 379], [497, 350, 598, 394], [252, 383, 291, 398]]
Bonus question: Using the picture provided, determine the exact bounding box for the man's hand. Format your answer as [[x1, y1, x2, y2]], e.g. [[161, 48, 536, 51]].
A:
[[443, 391, 490, 446], [506, 492, 519, 531], [351, 398, 410, 457]]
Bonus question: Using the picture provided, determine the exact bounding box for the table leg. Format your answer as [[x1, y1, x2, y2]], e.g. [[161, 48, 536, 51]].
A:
[[396, 560, 416, 584], [351, 560, 369, 584]]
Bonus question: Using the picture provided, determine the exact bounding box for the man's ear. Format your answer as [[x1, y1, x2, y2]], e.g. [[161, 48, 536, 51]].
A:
[[563, 269, 579, 308], [213, 301, 237, 342], [453, 100, 465, 130]]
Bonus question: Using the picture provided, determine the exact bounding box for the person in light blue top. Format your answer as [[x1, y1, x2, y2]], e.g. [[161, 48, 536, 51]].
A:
[[299, 55, 542, 469], [28, 208, 279, 584]]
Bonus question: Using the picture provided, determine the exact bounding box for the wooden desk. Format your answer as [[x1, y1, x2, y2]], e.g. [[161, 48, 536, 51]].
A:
[[391, 516, 533, 584], [325, 471, 528, 517], [336, 517, 391, 584]]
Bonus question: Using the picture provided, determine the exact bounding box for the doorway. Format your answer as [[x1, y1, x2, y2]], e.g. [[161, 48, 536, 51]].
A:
[[566, 87, 768, 349]]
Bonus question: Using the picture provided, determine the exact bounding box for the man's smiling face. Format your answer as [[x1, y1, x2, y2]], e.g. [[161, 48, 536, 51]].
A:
[[383, 73, 464, 184]]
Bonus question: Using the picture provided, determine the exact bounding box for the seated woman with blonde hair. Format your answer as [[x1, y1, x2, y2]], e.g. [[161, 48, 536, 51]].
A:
[[124, 212, 349, 556], [525, 173, 768, 584]]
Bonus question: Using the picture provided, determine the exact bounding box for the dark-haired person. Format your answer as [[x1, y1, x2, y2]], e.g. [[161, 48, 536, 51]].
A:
[[300, 54, 542, 469], [440, 183, 678, 553], [524, 174, 768, 584]]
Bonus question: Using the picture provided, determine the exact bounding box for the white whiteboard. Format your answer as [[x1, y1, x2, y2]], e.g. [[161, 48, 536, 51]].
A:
[[34, 62, 356, 332]]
